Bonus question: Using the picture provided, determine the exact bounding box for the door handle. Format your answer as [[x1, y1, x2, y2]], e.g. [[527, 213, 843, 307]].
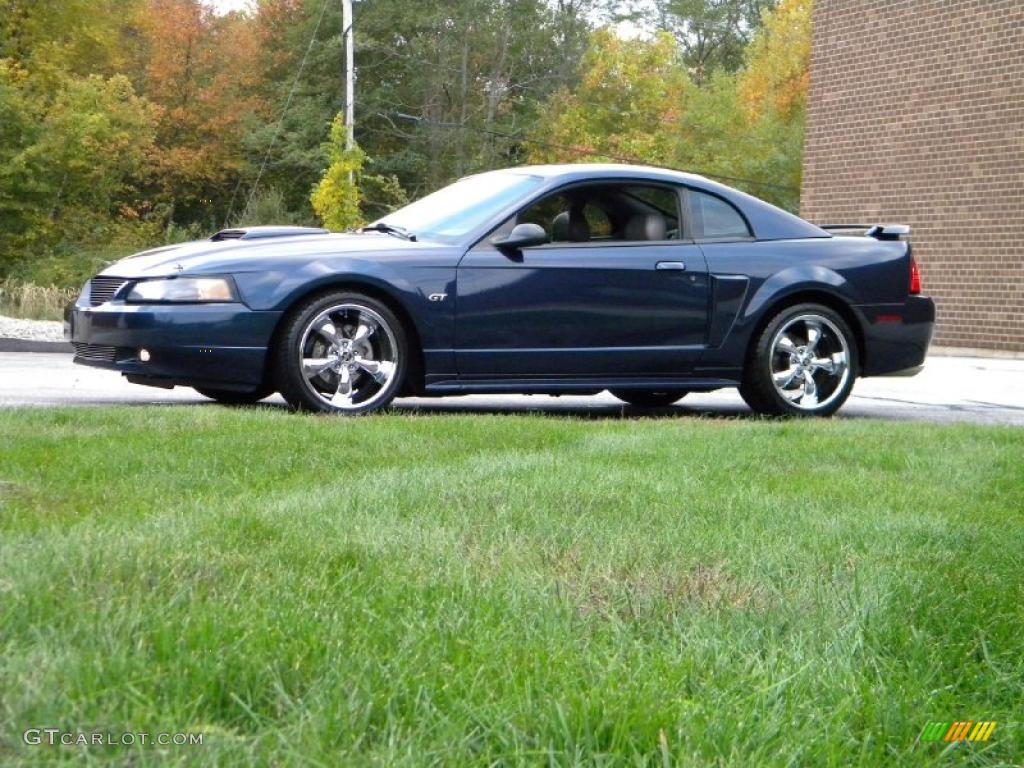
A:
[[655, 261, 686, 271]]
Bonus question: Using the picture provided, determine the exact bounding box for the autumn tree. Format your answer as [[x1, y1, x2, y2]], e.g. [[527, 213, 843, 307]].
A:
[[526, 30, 691, 165], [614, 0, 778, 81], [0, 0, 810, 287], [310, 114, 365, 231], [0, 64, 158, 278], [134, 0, 265, 229], [527, 0, 810, 210], [308, 113, 409, 230], [737, 0, 811, 120], [0, 0, 144, 79]]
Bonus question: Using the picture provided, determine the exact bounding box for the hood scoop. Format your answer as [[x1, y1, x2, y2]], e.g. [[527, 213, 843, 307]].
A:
[[211, 225, 330, 242]]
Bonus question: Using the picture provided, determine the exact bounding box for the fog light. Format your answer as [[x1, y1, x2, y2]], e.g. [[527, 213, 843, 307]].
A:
[[139, 348, 151, 362]]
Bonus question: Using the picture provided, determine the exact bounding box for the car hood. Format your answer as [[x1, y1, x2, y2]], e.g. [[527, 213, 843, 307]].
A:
[[98, 232, 450, 278]]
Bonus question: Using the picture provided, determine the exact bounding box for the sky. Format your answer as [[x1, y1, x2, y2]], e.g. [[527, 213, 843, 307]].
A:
[[206, 0, 645, 36], [208, 0, 252, 14]]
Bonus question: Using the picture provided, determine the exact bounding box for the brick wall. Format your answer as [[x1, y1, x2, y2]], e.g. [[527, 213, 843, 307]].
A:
[[801, 0, 1024, 351]]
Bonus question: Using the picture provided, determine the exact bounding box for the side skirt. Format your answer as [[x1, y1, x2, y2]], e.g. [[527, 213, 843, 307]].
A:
[[424, 377, 740, 396]]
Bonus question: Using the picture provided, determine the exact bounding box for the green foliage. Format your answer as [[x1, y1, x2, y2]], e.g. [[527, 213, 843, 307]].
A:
[[0, 0, 142, 78], [528, 0, 810, 211], [529, 30, 691, 164], [360, 169, 410, 222], [620, 0, 778, 80], [310, 114, 366, 231], [0, 0, 811, 280], [232, 187, 310, 228], [0, 64, 158, 279]]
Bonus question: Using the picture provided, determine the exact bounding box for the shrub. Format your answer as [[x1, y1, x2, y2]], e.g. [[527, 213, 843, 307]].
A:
[[0, 278, 77, 321]]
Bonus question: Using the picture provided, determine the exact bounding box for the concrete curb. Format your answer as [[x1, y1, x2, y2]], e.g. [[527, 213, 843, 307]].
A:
[[930, 345, 1024, 361], [0, 338, 73, 353]]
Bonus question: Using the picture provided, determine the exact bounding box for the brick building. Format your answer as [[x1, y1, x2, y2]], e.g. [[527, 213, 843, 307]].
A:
[[800, 0, 1024, 352]]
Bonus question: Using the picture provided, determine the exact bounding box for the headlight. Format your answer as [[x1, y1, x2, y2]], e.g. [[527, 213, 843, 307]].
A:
[[126, 277, 237, 303]]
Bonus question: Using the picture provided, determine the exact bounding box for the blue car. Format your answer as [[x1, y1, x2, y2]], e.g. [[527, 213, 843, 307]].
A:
[[68, 164, 934, 416]]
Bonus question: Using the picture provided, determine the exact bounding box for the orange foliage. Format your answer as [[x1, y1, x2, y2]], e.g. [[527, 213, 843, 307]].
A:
[[135, 0, 266, 208], [738, 0, 813, 121]]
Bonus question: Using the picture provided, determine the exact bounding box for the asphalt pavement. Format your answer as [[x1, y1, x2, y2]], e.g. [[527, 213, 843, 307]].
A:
[[1, 351, 1023, 425]]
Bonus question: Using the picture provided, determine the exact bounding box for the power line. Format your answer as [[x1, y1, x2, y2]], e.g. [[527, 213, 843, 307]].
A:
[[226, 0, 331, 226], [350, 41, 787, 151]]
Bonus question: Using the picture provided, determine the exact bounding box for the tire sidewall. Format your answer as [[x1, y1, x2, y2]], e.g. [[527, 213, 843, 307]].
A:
[[276, 291, 408, 414], [752, 303, 858, 417]]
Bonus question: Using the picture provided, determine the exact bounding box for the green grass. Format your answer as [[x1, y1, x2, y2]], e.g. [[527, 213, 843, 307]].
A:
[[1, 407, 1022, 766]]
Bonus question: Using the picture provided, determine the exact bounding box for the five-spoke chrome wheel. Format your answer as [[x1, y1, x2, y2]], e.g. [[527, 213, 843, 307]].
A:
[[299, 304, 399, 410], [740, 303, 858, 417], [768, 314, 850, 411], [274, 292, 407, 414]]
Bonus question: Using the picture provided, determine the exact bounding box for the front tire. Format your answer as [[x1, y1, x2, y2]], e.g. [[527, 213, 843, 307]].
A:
[[272, 291, 407, 414], [610, 389, 688, 408], [739, 303, 858, 417]]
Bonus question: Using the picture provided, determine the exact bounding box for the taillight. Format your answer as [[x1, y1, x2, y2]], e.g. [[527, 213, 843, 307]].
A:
[[909, 255, 921, 295]]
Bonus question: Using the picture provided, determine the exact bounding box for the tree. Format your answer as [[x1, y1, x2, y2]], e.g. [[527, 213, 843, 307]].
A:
[[0, 0, 144, 79], [310, 114, 365, 231], [0, 63, 158, 274], [133, 0, 265, 229], [526, 0, 810, 212], [737, 0, 811, 121], [309, 112, 409, 230], [243, 0, 597, 212], [525, 30, 691, 164], [614, 0, 777, 81]]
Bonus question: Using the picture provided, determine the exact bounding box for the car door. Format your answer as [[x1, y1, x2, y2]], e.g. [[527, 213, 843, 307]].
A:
[[454, 183, 710, 378]]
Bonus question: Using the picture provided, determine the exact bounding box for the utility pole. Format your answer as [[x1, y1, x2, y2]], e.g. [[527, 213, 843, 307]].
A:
[[342, 0, 354, 152]]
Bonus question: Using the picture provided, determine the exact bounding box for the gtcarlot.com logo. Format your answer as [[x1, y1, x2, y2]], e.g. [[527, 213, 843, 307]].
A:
[[24, 729, 203, 747]]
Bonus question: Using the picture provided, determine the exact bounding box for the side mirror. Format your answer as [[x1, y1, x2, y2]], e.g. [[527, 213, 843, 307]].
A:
[[491, 223, 548, 252]]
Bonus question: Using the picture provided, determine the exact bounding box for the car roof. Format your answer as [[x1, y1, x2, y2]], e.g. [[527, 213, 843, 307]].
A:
[[478, 163, 829, 241], [495, 163, 708, 184]]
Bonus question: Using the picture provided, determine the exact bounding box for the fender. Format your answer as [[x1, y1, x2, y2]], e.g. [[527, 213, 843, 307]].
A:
[[233, 256, 457, 351], [698, 264, 861, 371], [742, 264, 861, 322]]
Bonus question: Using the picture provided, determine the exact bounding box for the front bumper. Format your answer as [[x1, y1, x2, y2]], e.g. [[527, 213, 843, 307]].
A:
[[68, 300, 282, 390]]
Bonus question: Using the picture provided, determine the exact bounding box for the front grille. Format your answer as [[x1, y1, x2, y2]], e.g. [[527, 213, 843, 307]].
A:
[[72, 342, 117, 363], [89, 276, 129, 306]]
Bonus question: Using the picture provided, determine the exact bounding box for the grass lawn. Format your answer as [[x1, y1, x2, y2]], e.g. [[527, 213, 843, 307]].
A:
[[0, 407, 1022, 766]]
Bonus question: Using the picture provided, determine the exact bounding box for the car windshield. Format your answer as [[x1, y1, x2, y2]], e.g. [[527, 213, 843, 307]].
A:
[[373, 172, 544, 243]]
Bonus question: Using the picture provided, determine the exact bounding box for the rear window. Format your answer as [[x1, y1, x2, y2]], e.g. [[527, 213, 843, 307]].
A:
[[690, 190, 751, 240]]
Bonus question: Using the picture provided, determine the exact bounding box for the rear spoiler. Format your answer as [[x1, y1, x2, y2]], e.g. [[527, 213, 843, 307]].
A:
[[211, 226, 329, 242], [819, 224, 910, 241]]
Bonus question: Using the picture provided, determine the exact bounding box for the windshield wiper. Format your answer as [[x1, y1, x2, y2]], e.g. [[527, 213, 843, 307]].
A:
[[359, 222, 416, 241]]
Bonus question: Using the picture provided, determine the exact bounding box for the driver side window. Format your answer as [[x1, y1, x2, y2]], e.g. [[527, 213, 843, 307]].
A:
[[510, 183, 683, 245]]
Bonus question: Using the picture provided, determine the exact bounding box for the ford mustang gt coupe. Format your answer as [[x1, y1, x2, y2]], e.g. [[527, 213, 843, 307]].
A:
[[68, 164, 934, 416]]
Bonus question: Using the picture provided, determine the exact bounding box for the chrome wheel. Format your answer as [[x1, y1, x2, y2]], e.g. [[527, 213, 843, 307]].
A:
[[297, 303, 399, 411], [768, 313, 850, 411]]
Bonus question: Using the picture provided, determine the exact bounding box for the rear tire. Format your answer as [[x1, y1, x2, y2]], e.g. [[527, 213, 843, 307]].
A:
[[610, 389, 688, 408], [739, 303, 858, 417], [194, 386, 273, 405], [272, 291, 407, 414]]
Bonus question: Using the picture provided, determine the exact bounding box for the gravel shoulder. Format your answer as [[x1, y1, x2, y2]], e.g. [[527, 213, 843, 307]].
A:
[[0, 314, 65, 342]]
